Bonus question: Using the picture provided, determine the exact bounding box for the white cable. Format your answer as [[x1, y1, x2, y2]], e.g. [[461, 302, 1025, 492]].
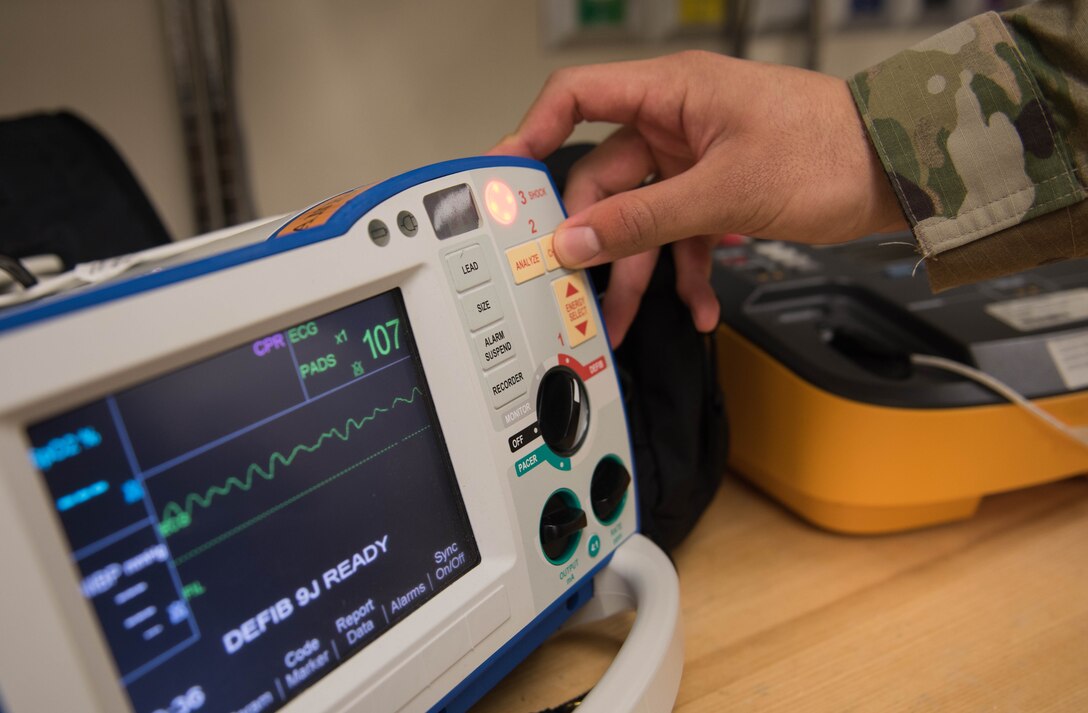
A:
[[0, 214, 290, 309], [910, 353, 1088, 450]]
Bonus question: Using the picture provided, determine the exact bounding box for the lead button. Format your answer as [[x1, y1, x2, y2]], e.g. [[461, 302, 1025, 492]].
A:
[[447, 244, 491, 293], [460, 284, 503, 331]]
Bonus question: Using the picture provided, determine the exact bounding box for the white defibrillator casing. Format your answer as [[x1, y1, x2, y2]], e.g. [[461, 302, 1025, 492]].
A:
[[0, 158, 642, 713]]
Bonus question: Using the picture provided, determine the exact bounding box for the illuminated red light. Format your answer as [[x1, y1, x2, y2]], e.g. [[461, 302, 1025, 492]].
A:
[[485, 180, 517, 225]]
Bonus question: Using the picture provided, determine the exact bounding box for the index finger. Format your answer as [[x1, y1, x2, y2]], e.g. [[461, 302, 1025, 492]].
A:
[[488, 59, 670, 160]]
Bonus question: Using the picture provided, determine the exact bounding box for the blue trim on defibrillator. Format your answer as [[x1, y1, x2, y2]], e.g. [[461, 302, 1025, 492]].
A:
[[269, 156, 537, 243], [0, 156, 545, 334]]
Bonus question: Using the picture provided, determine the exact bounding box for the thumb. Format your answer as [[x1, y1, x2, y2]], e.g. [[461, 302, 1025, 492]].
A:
[[484, 133, 534, 158], [552, 167, 723, 268]]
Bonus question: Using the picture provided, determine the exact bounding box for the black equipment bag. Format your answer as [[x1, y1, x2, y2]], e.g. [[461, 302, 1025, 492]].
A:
[[591, 253, 728, 551], [0, 110, 171, 267]]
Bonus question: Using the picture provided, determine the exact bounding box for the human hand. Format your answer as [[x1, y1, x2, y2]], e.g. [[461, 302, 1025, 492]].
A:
[[488, 51, 906, 346]]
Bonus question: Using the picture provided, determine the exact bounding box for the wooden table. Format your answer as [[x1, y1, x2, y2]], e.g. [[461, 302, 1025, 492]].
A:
[[473, 475, 1088, 712]]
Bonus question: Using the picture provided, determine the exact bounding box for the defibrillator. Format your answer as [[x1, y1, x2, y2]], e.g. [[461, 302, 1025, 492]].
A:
[[0, 158, 682, 713]]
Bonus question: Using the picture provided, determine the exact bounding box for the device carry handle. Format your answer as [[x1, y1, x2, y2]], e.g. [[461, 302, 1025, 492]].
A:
[[566, 533, 684, 713]]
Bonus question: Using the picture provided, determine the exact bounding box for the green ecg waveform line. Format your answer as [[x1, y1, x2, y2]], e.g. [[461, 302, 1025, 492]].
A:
[[171, 424, 432, 565], [159, 386, 424, 530]]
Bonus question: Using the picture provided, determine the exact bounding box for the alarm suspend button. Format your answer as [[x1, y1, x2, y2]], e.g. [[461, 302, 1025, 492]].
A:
[[473, 323, 517, 371]]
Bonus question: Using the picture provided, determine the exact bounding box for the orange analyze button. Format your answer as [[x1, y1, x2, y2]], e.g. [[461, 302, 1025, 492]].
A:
[[505, 241, 546, 285], [551, 273, 598, 347]]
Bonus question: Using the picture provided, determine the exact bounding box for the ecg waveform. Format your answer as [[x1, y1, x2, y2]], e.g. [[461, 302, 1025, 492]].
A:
[[158, 386, 424, 535]]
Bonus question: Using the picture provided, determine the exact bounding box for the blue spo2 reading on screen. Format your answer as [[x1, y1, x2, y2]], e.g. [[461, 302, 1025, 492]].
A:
[[27, 289, 480, 713]]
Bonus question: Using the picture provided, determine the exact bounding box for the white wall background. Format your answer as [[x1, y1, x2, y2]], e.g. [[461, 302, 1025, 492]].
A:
[[0, 1, 935, 241]]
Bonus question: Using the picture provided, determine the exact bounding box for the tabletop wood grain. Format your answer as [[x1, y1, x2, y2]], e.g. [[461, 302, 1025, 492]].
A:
[[472, 475, 1088, 712]]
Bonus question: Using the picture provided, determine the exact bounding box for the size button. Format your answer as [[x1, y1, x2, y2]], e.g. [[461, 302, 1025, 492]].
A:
[[460, 284, 503, 331], [447, 244, 491, 293]]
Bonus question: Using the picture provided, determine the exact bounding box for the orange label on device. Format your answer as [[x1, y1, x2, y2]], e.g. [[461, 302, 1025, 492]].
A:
[[278, 186, 369, 235]]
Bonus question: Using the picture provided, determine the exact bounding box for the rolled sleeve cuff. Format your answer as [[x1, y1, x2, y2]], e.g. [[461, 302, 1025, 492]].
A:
[[850, 11, 1085, 285]]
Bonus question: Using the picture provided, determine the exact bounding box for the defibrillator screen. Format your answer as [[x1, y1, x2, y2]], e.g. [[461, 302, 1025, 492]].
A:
[[26, 289, 480, 713]]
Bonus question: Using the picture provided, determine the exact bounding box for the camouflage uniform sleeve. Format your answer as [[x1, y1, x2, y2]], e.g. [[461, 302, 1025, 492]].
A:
[[849, 2, 1088, 290]]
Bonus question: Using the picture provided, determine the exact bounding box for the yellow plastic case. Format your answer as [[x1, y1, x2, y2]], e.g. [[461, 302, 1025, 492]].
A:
[[718, 323, 1088, 534]]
